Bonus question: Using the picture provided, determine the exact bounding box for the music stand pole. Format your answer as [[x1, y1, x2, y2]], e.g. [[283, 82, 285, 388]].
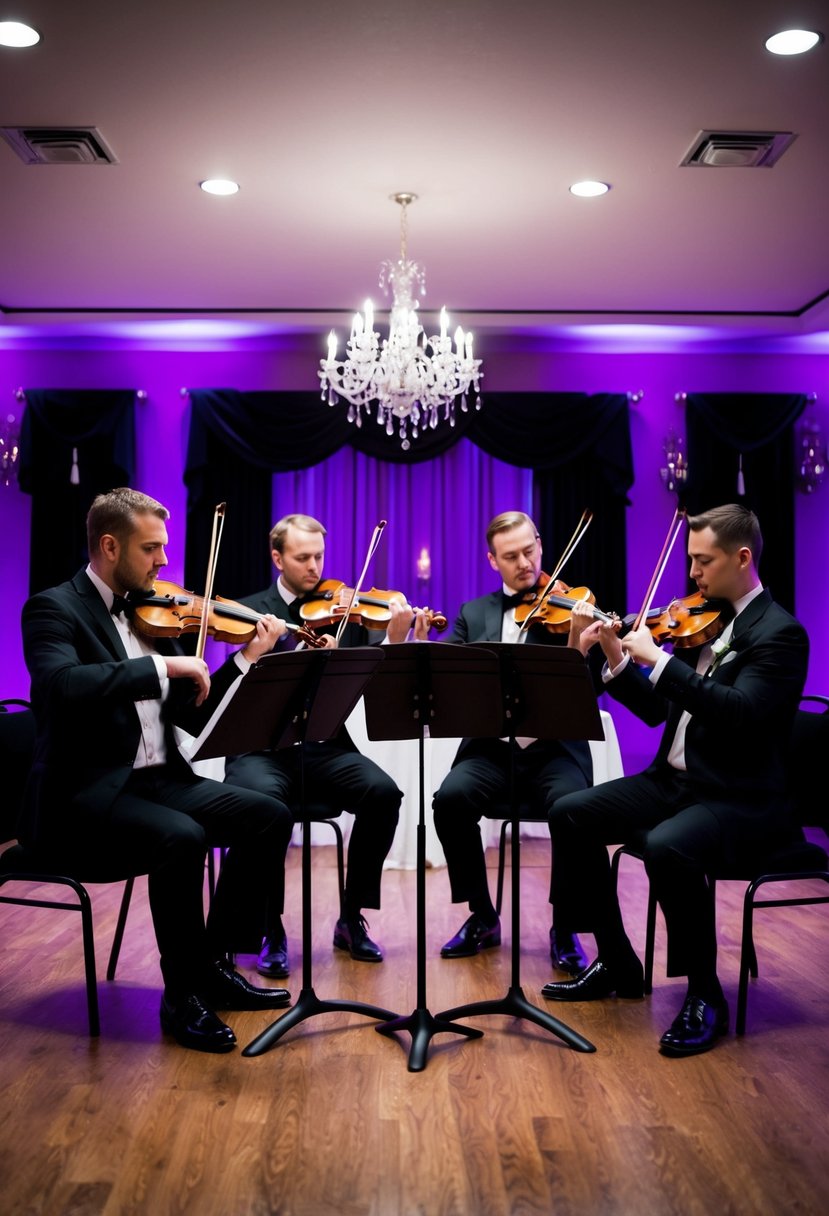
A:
[[436, 644, 598, 1053], [363, 644, 508, 1070], [188, 647, 400, 1056]]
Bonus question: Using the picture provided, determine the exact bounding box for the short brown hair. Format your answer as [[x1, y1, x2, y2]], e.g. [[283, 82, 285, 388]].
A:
[[86, 487, 168, 556], [269, 513, 326, 554], [687, 504, 763, 566], [486, 511, 538, 551]]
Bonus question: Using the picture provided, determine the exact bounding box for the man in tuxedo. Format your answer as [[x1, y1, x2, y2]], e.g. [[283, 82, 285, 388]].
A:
[[224, 513, 419, 978], [433, 510, 597, 972], [20, 488, 298, 1053], [543, 504, 809, 1057]]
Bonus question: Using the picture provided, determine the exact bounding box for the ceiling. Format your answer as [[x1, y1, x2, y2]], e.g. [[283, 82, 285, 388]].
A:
[[1, 0, 829, 352]]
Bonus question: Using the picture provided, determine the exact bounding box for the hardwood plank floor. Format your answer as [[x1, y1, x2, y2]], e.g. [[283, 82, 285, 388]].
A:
[[2, 839, 828, 1215]]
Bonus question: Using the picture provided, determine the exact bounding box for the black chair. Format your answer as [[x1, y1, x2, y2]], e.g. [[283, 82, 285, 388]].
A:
[[610, 694, 829, 1034], [0, 700, 139, 1036], [493, 806, 545, 915]]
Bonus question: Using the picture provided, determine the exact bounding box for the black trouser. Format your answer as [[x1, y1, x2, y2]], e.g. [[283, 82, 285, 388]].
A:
[[549, 769, 732, 978], [225, 742, 401, 915], [67, 765, 293, 996], [433, 738, 590, 908]]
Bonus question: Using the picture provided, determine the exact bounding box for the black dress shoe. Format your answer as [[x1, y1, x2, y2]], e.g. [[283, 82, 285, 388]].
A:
[[541, 957, 644, 1001], [659, 996, 729, 1057], [333, 915, 383, 962], [256, 930, 290, 979], [201, 958, 291, 1010], [159, 992, 236, 1053], [550, 927, 589, 975], [440, 913, 501, 959]]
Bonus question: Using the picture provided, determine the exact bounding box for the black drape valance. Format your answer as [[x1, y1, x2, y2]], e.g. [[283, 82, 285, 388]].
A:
[[18, 390, 136, 594], [681, 392, 809, 615], [184, 390, 633, 603]]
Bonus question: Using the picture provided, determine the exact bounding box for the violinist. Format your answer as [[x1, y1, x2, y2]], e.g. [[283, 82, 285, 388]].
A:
[[19, 488, 297, 1054], [432, 510, 601, 973], [224, 513, 423, 978], [544, 504, 809, 1058]]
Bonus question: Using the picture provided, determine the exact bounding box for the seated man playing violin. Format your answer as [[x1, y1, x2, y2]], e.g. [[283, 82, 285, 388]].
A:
[[543, 504, 809, 1058], [224, 513, 423, 977], [19, 488, 296, 1054], [432, 510, 601, 973]]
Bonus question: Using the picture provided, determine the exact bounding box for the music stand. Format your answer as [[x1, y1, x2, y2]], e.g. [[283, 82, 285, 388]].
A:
[[191, 647, 400, 1056], [360, 643, 501, 1070], [434, 643, 600, 1053]]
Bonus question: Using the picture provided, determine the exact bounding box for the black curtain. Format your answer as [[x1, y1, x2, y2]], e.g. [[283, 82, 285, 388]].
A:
[[18, 390, 136, 593], [184, 390, 633, 613], [681, 393, 808, 615]]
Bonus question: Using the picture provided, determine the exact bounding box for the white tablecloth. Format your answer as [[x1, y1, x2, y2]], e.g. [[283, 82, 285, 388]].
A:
[[346, 702, 624, 869], [188, 704, 623, 871]]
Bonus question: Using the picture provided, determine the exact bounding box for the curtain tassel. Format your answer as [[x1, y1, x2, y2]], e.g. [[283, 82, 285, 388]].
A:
[[70, 446, 80, 485], [737, 453, 745, 496]]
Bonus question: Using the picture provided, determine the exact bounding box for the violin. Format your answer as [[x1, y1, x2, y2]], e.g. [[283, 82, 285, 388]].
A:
[[130, 580, 326, 648], [299, 579, 448, 633], [629, 591, 725, 649], [514, 573, 616, 634]]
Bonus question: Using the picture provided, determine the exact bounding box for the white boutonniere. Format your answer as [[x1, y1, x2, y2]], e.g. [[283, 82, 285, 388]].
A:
[[710, 636, 732, 660], [708, 632, 736, 673]]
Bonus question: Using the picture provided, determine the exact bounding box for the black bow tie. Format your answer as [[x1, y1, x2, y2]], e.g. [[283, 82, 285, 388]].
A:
[[110, 593, 132, 617], [503, 587, 535, 610]]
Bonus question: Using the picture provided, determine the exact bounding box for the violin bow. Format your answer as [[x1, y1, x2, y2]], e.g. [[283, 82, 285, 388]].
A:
[[519, 509, 593, 633], [333, 519, 388, 648], [631, 507, 686, 633], [195, 502, 226, 660]]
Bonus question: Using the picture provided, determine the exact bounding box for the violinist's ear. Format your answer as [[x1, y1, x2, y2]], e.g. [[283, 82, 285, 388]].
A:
[[99, 532, 119, 562], [271, 546, 284, 574]]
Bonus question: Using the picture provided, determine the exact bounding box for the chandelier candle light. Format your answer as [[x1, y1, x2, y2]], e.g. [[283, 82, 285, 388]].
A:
[[319, 192, 483, 450]]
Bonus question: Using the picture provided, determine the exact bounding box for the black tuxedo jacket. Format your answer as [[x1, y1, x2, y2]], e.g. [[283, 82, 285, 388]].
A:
[[20, 569, 246, 847], [605, 588, 809, 833], [447, 589, 594, 780]]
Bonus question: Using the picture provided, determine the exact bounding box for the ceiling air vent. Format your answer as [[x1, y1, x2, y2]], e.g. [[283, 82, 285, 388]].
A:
[[0, 126, 118, 164], [680, 130, 796, 168]]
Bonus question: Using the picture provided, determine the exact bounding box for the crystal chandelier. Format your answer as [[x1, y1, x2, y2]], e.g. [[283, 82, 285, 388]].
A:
[[319, 192, 483, 450]]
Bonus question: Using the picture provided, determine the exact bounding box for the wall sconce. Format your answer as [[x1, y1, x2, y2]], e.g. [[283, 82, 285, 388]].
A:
[[416, 547, 431, 584], [796, 414, 826, 494], [0, 411, 20, 487], [660, 430, 688, 492]]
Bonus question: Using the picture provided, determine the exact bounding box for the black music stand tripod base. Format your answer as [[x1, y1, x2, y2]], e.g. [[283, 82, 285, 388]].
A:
[[375, 1004, 483, 1074], [437, 987, 595, 1053]]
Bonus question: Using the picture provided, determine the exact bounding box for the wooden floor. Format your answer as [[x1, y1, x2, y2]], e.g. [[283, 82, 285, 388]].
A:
[[2, 837, 829, 1216]]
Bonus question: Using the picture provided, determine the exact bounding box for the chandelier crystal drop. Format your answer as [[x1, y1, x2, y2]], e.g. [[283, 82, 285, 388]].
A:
[[318, 192, 483, 450]]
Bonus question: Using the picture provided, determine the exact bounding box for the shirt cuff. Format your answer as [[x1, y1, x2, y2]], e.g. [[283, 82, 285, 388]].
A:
[[603, 653, 630, 682], [234, 651, 253, 675], [151, 654, 168, 682], [649, 649, 672, 685]]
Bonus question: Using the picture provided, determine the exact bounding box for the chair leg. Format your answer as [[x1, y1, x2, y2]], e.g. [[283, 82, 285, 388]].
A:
[[643, 887, 656, 995], [736, 879, 760, 1035], [76, 882, 101, 1037], [495, 820, 510, 916], [106, 877, 135, 982], [322, 819, 346, 919]]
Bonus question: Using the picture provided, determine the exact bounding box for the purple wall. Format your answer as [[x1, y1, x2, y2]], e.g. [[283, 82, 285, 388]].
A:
[[2, 335, 827, 772]]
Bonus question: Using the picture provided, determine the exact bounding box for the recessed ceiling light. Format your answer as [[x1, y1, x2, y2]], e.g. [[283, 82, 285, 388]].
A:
[[0, 21, 41, 47], [765, 29, 822, 55], [199, 179, 240, 196], [570, 180, 610, 197]]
